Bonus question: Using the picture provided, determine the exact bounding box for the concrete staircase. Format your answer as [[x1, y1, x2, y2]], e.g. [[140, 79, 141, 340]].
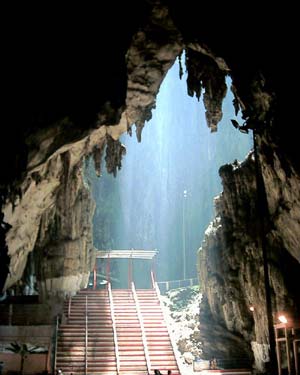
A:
[[57, 290, 117, 374], [112, 289, 147, 375], [136, 290, 180, 374], [55, 286, 180, 375]]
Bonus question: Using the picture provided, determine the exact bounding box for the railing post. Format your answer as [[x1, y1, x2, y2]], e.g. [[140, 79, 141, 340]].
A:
[[68, 294, 72, 320], [85, 295, 88, 375]]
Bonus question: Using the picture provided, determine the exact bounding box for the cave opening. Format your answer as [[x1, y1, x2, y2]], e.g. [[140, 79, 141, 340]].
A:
[[1, 5, 300, 374], [86, 54, 252, 289]]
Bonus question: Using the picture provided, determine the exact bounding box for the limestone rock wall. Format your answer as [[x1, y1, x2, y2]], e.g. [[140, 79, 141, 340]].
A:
[[34, 155, 95, 298], [3, 129, 106, 293], [1, 2, 184, 295], [198, 150, 300, 372]]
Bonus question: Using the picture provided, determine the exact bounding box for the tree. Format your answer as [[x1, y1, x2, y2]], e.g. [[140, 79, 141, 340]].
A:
[[6, 341, 41, 375]]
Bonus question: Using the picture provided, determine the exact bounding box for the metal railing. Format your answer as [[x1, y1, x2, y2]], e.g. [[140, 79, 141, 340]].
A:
[[214, 357, 253, 369], [152, 271, 183, 374], [85, 295, 88, 375], [108, 283, 120, 375], [68, 294, 72, 320], [157, 277, 198, 293], [131, 281, 152, 374], [53, 315, 59, 374]]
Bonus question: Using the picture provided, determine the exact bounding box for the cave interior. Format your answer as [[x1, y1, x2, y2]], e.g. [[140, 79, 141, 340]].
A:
[[0, 2, 300, 375]]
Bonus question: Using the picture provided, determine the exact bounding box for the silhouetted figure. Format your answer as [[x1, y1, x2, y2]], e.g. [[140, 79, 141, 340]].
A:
[[168, 371, 172, 375], [0, 211, 11, 293], [154, 370, 162, 375], [209, 357, 217, 369]]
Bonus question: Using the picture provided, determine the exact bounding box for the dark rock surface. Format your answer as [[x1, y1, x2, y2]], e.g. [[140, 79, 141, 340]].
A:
[[198, 153, 300, 372]]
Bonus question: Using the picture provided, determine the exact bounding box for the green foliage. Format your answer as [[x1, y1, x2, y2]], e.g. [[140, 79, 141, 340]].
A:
[[6, 341, 42, 375], [167, 286, 200, 312], [6, 341, 40, 354]]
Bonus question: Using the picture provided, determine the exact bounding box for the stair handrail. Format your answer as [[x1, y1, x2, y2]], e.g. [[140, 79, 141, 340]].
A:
[[152, 274, 183, 374], [85, 295, 88, 375], [53, 315, 59, 374], [151, 270, 156, 289], [108, 283, 120, 375], [131, 281, 152, 374], [68, 293, 72, 320]]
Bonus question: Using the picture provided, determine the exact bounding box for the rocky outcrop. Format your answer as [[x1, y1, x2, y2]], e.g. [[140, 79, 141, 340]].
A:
[[34, 155, 95, 299], [161, 287, 202, 375], [198, 151, 300, 372], [1, 2, 184, 294], [3, 128, 106, 292]]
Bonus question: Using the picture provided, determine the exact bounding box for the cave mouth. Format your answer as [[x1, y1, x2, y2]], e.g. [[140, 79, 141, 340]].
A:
[[87, 55, 252, 290]]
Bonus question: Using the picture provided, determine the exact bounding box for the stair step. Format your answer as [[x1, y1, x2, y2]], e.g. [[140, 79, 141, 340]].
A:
[[57, 350, 116, 355], [57, 357, 117, 362], [56, 287, 180, 375]]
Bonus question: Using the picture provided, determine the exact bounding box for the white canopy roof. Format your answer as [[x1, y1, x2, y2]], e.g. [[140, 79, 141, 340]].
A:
[[95, 249, 158, 260]]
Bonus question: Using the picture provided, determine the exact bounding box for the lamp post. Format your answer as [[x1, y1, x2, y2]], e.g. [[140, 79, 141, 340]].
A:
[[182, 189, 187, 281]]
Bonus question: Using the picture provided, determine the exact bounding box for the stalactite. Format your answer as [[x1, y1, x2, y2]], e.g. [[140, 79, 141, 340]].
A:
[[92, 141, 106, 177], [104, 135, 126, 177], [178, 51, 183, 80], [185, 48, 227, 132]]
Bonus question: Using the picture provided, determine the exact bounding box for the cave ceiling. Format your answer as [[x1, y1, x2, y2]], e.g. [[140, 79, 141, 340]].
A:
[[1, 2, 298, 191], [1, 2, 299, 292]]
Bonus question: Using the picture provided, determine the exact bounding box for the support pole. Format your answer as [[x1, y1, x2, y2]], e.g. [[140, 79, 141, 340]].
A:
[[85, 295, 88, 375], [128, 255, 133, 289], [106, 254, 111, 288], [182, 190, 187, 280], [93, 265, 97, 290], [150, 258, 155, 289]]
